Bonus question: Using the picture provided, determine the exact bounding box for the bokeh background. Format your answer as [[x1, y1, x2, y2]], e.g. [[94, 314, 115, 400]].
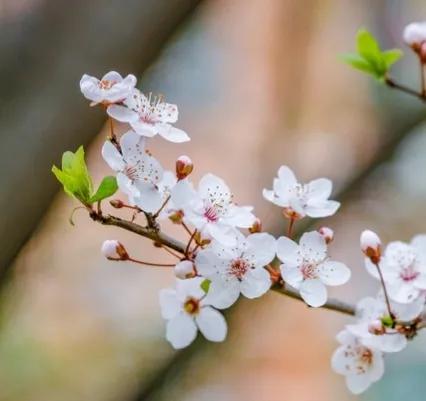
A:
[[1, 0, 426, 400]]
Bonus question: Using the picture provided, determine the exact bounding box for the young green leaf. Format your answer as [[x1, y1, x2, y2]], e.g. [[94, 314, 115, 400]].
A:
[[200, 279, 211, 293], [382, 49, 403, 69], [340, 53, 375, 74], [89, 176, 118, 203]]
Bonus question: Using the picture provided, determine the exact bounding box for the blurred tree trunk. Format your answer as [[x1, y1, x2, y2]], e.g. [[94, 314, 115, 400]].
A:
[[0, 0, 201, 276]]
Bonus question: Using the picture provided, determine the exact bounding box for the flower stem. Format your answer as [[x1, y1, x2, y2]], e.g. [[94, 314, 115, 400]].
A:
[[127, 257, 175, 267], [385, 76, 426, 101], [152, 195, 171, 219], [287, 217, 295, 238], [374, 262, 393, 319]]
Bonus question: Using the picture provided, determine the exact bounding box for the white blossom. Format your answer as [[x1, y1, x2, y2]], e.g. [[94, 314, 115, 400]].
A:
[[403, 22, 426, 47], [331, 330, 384, 394], [159, 277, 227, 349], [276, 231, 351, 307], [101, 240, 128, 260], [346, 295, 424, 353], [80, 71, 136, 106], [102, 130, 164, 213], [195, 231, 276, 308], [170, 174, 256, 245], [107, 89, 190, 143], [263, 165, 340, 219], [365, 235, 426, 303]]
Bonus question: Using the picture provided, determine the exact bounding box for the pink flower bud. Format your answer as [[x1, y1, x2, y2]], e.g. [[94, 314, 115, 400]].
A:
[[318, 227, 334, 244], [360, 230, 381, 264], [174, 260, 195, 279], [249, 217, 262, 234], [176, 155, 193, 180], [101, 240, 128, 260]]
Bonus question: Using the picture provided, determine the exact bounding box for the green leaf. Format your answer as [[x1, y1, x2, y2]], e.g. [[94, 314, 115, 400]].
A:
[[89, 176, 118, 203], [381, 315, 394, 328], [52, 146, 93, 204], [200, 279, 211, 293], [382, 49, 403, 68], [340, 53, 376, 74]]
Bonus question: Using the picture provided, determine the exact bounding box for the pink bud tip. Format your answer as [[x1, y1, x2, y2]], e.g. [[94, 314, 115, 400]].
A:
[[360, 230, 381, 264], [318, 227, 334, 244]]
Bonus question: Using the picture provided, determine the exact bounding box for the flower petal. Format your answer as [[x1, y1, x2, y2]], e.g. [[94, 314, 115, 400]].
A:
[[276, 236, 300, 265], [159, 289, 180, 319], [246, 233, 276, 266], [277, 165, 297, 186], [196, 306, 227, 342], [280, 265, 303, 288], [166, 313, 197, 349], [345, 374, 372, 395], [317, 261, 351, 286], [134, 184, 163, 213], [299, 231, 327, 261], [307, 178, 332, 200], [101, 140, 125, 172], [107, 104, 138, 122], [157, 124, 190, 143], [304, 200, 340, 218], [240, 267, 271, 298], [203, 278, 240, 309], [299, 279, 327, 307]]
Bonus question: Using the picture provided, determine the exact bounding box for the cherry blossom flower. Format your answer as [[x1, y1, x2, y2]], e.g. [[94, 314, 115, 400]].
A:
[[195, 231, 276, 308], [346, 294, 424, 353], [159, 277, 227, 349], [80, 71, 136, 106], [263, 165, 340, 219], [107, 88, 190, 143], [170, 173, 256, 245], [276, 231, 351, 307], [365, 235, 426, 303], [331, 330, 384, 394], [102, 130, 164, 212]]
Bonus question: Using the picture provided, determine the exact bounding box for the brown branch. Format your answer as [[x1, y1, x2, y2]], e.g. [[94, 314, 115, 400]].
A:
[[385, 76, 426, 101]]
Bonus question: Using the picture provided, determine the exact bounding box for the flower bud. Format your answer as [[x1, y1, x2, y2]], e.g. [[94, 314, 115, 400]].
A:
[[176, 155, 193, 180], [174, 260, 196, 279], [110, 199, 124, 208], [101, 240, 129, 260], [249, 217, 262, 233], [169, 210, 184, 224], [318, 227, 334, 244], [360, 230, 381, 264], [368, 319, 385, 335], [403, 22, 426, 49]]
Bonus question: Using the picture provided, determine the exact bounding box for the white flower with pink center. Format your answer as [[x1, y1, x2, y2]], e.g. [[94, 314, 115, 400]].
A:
[[331, 330, 384, 394], [346, 294, 424, 353], [102, 130, 164, 212], [170, 174, 256, 245], [159, 277, 227, 349], [263, 165, 340, 218], [276, 231, 351, 307], [107, 88, 190, 143], [80, 71, 136, 106], [365, 235, 426, 303], [195, 231, 276, 308]]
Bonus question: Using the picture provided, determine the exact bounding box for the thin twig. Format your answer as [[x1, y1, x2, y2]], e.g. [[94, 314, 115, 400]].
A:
[[128, 257, 175, 268], [374, 262, 393, 319], [385, 76, 426, 101]]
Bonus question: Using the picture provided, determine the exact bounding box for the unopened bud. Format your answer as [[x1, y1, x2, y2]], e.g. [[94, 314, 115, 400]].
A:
[[110, 199, 124, 208], [249, 217, 262, 233], [318, 227, 334, 244], [360, 230, 381, 264], [174, 260, 196, 279], [169, 210, 184, 224], [194, 231, 211, 246], [176, 155, 193, 180], [101, 240, 129, 260], [368, 319, 385, 335]]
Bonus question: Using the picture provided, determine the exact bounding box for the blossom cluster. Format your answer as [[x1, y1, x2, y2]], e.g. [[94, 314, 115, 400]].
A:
[[72, 70, 426, 395]]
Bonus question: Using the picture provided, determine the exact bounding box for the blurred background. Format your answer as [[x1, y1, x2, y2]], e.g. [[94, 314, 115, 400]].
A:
[[1, 0, 426, 400]]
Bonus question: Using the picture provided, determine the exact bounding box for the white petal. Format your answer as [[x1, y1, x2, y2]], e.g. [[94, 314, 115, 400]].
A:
[[130, 120, 158, 137], [107, 104, 138, 122], [246, 233, 277, 266], [304, 200, 340, 218], [317, 261, 351, 286], [198, 174, 231, 205], [101, 140, 125, 171], [299, 279, 327, 307], [307, 178, 332, 200], [224, 205, 256, 228], [203, 278, 240, 309], [166, 313, 198, 349], [134, 184, 163, 213], [80, 75, 103, 102], [157, 124, 190, 143], [387, 281, 420, 304], [262, 188, 276, 203], [121, 74, 137, 87], [331, 347, 349, 375], [392, 295, 425, 321], [277, 165, 297, 186], [120, 130, 145, 161], [280, 265, 303, 288], [240, 268, 271, 298], [159, 289, 180, 319], [276, 236, 300, 265], [365, 332, 407, 353], [171, 179, 197, 209], [196, 306, 227, 342], [207, 224, 237, 246], [346, 374, 372, 395], [299, 231, 327, 261], [102, 71, 123, 82], [411, 234, 426, 263], [369, 350, 385, 382]]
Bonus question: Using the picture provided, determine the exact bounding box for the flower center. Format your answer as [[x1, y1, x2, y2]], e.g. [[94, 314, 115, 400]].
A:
[[204, 205, 219, 222], [355, 347, 373, 373], [400, 264, 420, 282], [183, 297, 200, 315], [99, 79, 116, 90], [124, 165, 139, 181], [301, 262, 317, 279], [228, 258, 249, 280]]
